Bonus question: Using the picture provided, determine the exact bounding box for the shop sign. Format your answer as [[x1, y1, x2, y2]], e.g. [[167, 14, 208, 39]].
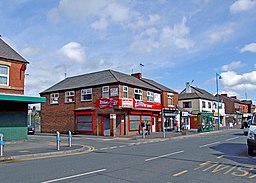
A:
[[120, 98, 133, 108], [163, 108, 179, 117], [96, 98, 118, 108], [110, 88, 118, 97], [182, 112, 190, 116], [110, 114, 116, 119], [134, 99, 162, 110]]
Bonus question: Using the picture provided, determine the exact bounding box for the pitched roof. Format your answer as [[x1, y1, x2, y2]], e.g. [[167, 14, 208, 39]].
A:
[[179, 86, 217, 101], [0, 38, 28, 63], [141, 78, 178, 93], [41, 70, 161, 94]]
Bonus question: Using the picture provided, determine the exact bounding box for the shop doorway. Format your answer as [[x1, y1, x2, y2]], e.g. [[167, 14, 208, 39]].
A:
[[116, 115, 121, 135], [103, 115, 110, 136], [152, 117, 156, 132]]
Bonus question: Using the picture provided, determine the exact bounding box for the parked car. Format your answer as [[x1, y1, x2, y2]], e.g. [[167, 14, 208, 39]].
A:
[[27, 125, 35, 135], [243, 120, 252, 136], [247, 114, 256, 155]]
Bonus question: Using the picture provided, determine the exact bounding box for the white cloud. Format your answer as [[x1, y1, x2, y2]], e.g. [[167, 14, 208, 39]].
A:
[[221, 61, 245, 71], [21, 46, 40, 57], [221, 71, 256, 91], [128, 14, 161, 30], [219, 90, 241, 98], [240, 42, 256, 53], [90, 18, 108, 30], [208, 27, 233, 43], [230, 0, 256, 13], [58, 42, 86, 64]]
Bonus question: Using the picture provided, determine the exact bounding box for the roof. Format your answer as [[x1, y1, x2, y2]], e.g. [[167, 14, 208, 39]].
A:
[[0, 93, 46, 103], [41, 70, 161, 94], [179, 86, 217, 101], [0, 38, 28, 63], [141, 78, 177, 93]]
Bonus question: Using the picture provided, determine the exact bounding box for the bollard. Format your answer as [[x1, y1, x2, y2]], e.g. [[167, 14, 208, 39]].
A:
[[56, 131, 60, 151], [68, 131, 72, 147], [0, 134, 4, 157]]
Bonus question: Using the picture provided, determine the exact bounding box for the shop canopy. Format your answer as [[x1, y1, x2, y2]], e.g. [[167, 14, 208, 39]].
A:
[[0, 93, 46, 103]]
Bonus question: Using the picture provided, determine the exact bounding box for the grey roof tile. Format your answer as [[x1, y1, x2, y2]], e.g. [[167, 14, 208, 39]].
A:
[[179, 86, 217, 101], [41, 70, 161, 94], [0, 38, 28, 63]]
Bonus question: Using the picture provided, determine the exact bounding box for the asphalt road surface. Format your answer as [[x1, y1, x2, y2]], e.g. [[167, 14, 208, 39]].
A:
[[0, 129, 255, 183]]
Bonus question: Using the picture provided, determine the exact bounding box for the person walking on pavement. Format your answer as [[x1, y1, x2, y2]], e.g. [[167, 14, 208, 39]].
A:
[[146, 121, 150, 135]]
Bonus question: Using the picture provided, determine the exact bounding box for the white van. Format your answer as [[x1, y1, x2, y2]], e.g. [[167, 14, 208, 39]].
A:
[[247, 113, 256, 155]]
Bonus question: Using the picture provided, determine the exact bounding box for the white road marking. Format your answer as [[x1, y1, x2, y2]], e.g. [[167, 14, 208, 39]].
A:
[[85, 137, 112, 141], [225, 137, 239, 142], [41, 169, 107, 183], [109, 146, 117, 149], [145, 151, 184, 162], [19, 150, 30, 153], [199, 141, 220, 148], [99, 147, 109, 150], [119, 145, 126, 148]]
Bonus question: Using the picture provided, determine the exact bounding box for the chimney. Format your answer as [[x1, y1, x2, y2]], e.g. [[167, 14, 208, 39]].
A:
[[186, 82, 191, 93], [131, 73, 142, 79], [221, 94, 228, 97], [231, 96, 237, 99]]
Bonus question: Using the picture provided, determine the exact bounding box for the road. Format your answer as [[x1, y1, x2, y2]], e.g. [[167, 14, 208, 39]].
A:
[[0, 129, 255, 183]]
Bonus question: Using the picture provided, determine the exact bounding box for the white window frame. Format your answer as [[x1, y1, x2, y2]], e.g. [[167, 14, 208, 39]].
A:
[[81, 88, 92, 101], [202, 101, 206, 108], [147, 91, 154, 102], [134, 88, 142, 100], [208, 102, 212, 109], [50, 93, 59, 104], [0, 65, 9, 86], [167, 93, 174, 106], [65, 91, 75, 103], [123, 86, 128, 98], [102, 86, 109, 98]]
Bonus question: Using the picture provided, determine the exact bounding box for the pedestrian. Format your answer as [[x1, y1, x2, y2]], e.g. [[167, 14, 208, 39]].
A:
[[146, 121, 150, 135], [174, 120, 179, 132], [141, 121, 145, 135]]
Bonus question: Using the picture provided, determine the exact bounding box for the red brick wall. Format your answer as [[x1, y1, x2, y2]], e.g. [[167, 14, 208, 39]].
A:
[[0, 59, 26, 94]]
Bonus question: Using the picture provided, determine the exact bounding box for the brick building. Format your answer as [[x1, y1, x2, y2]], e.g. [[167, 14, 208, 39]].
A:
[[0, 38, 45, 141], [40, 70, 165, 136]]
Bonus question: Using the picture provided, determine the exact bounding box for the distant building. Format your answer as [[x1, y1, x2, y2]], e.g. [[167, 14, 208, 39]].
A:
[[0, 38, 45, 141]]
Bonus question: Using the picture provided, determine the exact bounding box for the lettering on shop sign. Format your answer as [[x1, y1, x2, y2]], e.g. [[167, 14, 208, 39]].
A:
[[96, 98, 118, 108], [194, 161, 255, 179]]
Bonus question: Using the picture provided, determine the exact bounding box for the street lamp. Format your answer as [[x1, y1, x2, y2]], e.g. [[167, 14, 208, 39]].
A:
[[216, 73, 222, 130]]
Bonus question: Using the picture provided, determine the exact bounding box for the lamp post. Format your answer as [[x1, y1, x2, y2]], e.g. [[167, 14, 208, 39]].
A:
[[216, 73, 222, 130]]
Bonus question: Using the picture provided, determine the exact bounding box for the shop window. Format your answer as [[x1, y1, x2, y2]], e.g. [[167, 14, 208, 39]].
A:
[[77, 114, 93, 131], [102, 86, 109, 98], [0, 65, 9, 86], [81, 88, 92, 101], [129, 115, 140, 131], [208, 102, 211, 108], [50, 93, 59, 104], [123, 86, 128, 98], [147, 91, 154, 102], [65, 91, 75, 103], [167, 93, 173, 106], [183, 101, 192, 108], [134, 88, 142, 100]]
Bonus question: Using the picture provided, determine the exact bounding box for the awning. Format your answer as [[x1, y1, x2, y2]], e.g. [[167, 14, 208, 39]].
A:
[[0, 93, 46, 103]]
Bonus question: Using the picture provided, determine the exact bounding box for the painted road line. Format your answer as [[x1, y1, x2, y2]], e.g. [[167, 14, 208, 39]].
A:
[[100, 147, 109, 150], [172, 170, 188, 177], [225, 137, 239, 142], [145, 151, 184, 162], [119, 145, 126, 148], [199, 141, 220, 148], [41, 169, 107, 183], [194, 161, 211, 170], [109, 146, 117, 149]]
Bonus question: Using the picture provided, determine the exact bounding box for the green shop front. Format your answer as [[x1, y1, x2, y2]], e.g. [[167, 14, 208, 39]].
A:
[[0, 94, 46, 141]]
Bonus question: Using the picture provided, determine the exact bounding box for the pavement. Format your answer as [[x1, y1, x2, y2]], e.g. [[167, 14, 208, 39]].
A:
[[0, 125, 241, 162]]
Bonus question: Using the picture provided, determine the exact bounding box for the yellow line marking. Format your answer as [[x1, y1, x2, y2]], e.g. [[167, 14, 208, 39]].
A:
[[217, 155, 224, 159], [172, 170, 188, 177], [194, 161, 211, 170], [249, 174, 256, 179]]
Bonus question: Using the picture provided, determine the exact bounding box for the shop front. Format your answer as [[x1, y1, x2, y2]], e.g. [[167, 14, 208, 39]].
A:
[[162, 108, 179, 131]]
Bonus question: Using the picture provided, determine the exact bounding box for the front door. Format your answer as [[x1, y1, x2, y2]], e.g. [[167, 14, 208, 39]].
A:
[[152, 117, 156, 132], [103, 115, 110, 136], [116, 115, 121, 135]]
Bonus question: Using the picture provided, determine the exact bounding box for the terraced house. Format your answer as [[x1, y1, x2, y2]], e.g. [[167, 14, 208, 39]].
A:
[[40, 70, 167, 136]]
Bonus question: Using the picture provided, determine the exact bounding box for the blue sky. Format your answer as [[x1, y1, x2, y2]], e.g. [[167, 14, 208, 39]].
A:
[[0, 0, 256, 103]]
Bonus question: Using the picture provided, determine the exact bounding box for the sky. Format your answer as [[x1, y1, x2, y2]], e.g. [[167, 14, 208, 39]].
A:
[[0, 0, 256, 103]]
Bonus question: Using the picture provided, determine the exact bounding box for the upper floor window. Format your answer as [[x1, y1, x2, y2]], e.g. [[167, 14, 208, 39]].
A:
[[208, 102, 211, 108], [0, 65, 9, 86], [50, 93, 59, 104], [183, 101, 192, 108], [102, 86, 109, 98], [167, 93, 174, 106], [65, 91, 75, 103], [123, 86, 128, 98], [147, 91, 154, 102], [202, 101, 206, 108], [134, 88, 142, 100], [81, 88, 92, 101]]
